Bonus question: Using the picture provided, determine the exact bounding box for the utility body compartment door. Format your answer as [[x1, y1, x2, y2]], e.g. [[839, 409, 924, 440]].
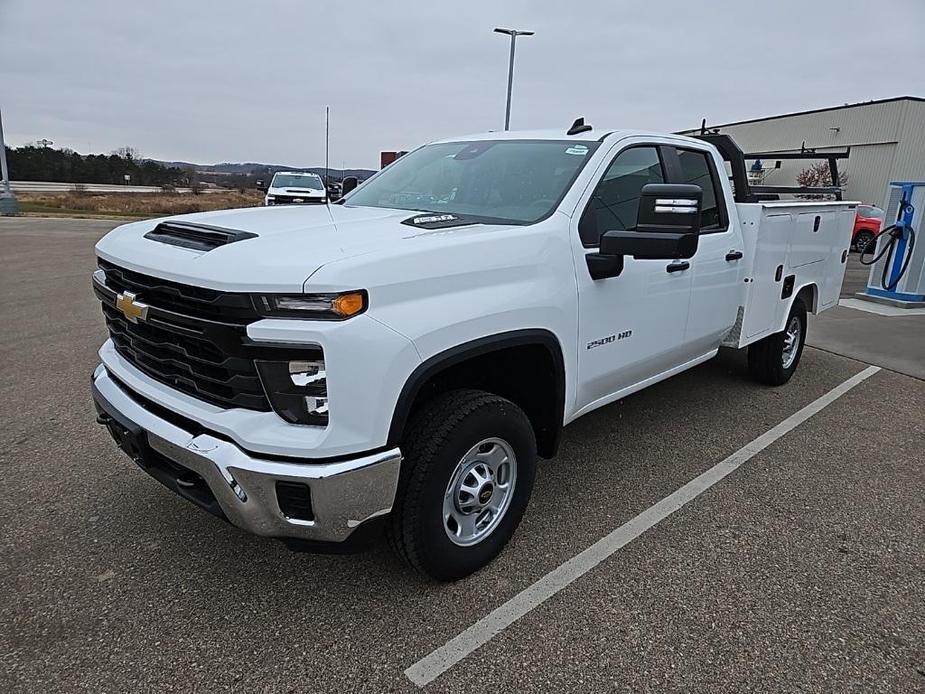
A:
[[791, 211, 836, 268], [735, 202, 855, 346], [741, 212, 792, 340]]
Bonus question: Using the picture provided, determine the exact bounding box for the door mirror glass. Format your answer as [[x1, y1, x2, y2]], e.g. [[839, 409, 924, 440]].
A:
[[599, 183, 702, 260]]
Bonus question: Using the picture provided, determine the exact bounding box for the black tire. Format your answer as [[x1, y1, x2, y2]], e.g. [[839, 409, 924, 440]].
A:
[[747, 299, 807, 386], [388, 389, 536, 581], [854, 230, 875, 254]]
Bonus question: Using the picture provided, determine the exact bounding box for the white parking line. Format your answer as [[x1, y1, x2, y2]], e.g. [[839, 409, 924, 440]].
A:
[[405, 365, 881, 687]]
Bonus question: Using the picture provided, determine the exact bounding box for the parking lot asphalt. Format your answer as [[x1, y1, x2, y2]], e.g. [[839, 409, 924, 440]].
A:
[[1, 217, 922, 693], [807, 255, 925, 380]]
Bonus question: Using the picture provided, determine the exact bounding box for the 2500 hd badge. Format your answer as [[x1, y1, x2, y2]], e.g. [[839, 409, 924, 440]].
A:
[[587, 330, 632, 350]]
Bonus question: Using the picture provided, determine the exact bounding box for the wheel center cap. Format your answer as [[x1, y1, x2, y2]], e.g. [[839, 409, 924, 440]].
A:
[[478, 484, 494, 505]]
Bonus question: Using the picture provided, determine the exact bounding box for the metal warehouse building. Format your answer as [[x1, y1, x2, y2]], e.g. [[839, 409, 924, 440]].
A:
[[680, 96, 925, 208]]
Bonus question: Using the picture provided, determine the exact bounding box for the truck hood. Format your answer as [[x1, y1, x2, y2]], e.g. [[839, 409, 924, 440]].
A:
[[95, 204, 484, 292]]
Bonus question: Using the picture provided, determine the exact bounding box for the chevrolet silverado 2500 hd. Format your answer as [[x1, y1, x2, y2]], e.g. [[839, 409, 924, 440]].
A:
[[264, 171, 327, 205], [91, 125, 855, 580]]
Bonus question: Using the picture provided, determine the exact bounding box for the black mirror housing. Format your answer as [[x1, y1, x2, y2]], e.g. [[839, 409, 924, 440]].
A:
[[342, 176, 359, 196], [636, 183, 702, 235], [600, 229, 698, 260], [599, 183, 702, 261]]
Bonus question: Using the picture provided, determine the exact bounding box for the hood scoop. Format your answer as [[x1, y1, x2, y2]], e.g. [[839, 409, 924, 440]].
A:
[[143, 221, 258, 252]]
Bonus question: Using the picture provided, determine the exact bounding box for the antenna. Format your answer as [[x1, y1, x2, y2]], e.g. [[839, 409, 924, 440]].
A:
[[700, 118, 707, 135], [325, 106, 330, 200], [567, 117, 592, 136]]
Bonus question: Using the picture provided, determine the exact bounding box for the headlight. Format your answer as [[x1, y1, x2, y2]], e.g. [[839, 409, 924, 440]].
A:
[[254, 291, 367, 320], [256, 357, 329, 425]]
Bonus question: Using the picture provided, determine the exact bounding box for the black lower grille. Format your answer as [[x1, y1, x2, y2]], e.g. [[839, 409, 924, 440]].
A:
[[271, 195, 325, 205], [103, 303, 270, 410]]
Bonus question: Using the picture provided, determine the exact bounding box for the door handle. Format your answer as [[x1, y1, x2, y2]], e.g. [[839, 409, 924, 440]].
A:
[[666, 261, 690, 273], [725, 250, 744, 261]]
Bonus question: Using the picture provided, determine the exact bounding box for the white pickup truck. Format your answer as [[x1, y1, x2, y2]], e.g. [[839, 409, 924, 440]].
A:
[[91, 125, 855, 580], [263, 171, 327, 206]]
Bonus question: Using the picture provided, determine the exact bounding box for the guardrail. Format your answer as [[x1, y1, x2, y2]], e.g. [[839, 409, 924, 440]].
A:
[[9, 181, 224, 194]]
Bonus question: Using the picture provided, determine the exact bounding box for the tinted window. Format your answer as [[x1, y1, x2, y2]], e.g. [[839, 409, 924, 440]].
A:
[[344, 140, 599, 224], [579, 146, 664, 246], [676, 149, 723, 230]]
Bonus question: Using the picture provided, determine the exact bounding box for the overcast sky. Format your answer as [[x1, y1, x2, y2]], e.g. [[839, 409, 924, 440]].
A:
[[2, 0, 923, 170]]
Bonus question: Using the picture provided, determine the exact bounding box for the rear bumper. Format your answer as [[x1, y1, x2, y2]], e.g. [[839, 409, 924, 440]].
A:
[[91, 364, 401, 544]]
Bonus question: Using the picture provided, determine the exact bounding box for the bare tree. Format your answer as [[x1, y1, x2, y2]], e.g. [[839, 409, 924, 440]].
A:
[[113, 146, 141, 161], [797, 162, 848, 199]]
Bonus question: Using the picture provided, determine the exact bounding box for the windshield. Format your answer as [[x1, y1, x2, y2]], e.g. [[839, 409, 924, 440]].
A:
[[343, 140, 600, 223], [271, 173, 324, 190]]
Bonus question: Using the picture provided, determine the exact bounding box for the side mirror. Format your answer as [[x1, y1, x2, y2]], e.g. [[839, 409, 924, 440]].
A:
[[342, 176, 359, 196], [256, 179, 267, 192], [600, 183, 702, 260]]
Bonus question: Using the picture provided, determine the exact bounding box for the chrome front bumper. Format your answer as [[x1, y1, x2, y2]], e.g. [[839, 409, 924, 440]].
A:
[[91, 365, 402, 544]]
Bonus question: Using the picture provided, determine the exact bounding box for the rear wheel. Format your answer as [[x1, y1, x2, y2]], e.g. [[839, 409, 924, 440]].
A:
[[854, 230, 876, 254], [388, 389, 536, 581], [747, 299, 807, 386]]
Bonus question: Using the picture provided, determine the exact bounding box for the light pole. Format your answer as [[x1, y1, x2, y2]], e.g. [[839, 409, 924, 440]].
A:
[[0, 108, 18, 216], [493, 27, 534, 131]]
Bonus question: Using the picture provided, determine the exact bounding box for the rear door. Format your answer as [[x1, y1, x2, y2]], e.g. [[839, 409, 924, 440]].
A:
[[666, 146, 744, 353], [571, 141, 696, 413]]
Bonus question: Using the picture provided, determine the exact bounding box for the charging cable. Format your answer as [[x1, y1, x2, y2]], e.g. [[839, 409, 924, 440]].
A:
[[860, 200, 916, 291]]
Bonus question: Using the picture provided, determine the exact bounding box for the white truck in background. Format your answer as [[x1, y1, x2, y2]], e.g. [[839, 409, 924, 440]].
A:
[[263, 171, 327, 205], [91, 123, 855, 580]]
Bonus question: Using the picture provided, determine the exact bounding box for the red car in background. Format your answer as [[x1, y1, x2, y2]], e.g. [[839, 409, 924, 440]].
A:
[[852, 205, 884, 253]]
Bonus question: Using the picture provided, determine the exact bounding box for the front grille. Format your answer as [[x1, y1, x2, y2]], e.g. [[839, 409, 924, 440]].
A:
[[271, 195, 325, 205], [98, 259, 260, 323], [96, 262, 271, 411]]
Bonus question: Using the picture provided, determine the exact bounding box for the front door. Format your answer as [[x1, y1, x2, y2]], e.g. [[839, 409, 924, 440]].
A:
[[572, 143, 695, 414]]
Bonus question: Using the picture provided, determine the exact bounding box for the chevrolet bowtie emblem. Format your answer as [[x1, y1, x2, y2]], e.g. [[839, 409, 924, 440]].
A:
[[115, 291, 149, 323]]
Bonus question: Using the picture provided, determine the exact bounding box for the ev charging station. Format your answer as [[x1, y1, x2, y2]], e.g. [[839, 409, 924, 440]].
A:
[[861, 181, 925, 307]]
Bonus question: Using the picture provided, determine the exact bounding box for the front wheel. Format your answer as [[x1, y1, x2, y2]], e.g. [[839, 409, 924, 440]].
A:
[[388, 389, 536, 581], [747, 299, 807, 386]]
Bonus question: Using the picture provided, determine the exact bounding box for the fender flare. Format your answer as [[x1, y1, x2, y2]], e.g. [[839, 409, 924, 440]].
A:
[[385, 329, 566, 455], [793, 282, 819, 313]]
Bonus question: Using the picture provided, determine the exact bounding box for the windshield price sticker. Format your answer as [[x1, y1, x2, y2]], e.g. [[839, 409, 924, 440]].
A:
[[565, 145, 589, 156]]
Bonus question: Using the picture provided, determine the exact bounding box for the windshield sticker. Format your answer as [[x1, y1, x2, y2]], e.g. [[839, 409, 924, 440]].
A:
[[565, 145, 589, 156]]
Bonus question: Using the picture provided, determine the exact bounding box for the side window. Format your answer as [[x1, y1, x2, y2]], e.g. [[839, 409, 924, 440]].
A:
[[579, 146, 664, 247], [676, 149, 725, 231]]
